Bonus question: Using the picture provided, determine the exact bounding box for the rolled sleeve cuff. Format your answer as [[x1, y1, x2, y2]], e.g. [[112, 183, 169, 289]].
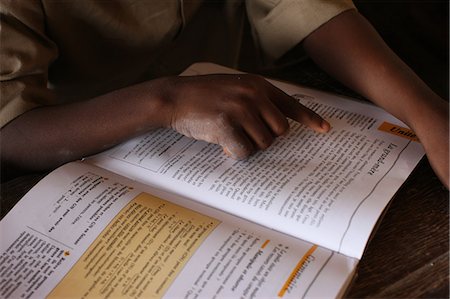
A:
[[0, 77, 55, 127], [248, 0, 356, 59]]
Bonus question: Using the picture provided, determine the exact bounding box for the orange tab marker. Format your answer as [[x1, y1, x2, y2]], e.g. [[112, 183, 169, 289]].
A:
[[261, 239, 270, 249], [378, 122, 419, 142], [278, 245, 318, 297]]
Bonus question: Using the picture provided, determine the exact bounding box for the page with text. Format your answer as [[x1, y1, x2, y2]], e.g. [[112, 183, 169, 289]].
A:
[[88, 63, 424, 259], [0, 162, 356, 298]]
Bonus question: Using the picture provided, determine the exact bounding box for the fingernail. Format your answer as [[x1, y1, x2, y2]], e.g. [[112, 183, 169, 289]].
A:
[[223, 147, 238, 159], [321, 120, 331, 132]]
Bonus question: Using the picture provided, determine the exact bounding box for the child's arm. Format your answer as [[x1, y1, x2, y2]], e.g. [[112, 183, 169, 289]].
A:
[[1, 74, 329, 180], [302, 9, 449, 188]]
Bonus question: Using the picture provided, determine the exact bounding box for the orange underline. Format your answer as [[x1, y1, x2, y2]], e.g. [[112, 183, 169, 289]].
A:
[[278, 244, 318, 298], [261, 239, 270, 249]]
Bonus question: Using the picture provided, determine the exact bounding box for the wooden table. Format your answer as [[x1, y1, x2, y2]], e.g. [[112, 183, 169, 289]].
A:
[[1, 60, 448, 298], [347, 159, 449, 298]]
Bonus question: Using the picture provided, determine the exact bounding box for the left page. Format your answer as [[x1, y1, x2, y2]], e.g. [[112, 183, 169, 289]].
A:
[[0, 162, 357, 298]]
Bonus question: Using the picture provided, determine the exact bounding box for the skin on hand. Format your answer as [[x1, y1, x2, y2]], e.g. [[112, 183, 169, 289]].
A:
[[1, 73, 329, 180], [159, 74, 330, 159]]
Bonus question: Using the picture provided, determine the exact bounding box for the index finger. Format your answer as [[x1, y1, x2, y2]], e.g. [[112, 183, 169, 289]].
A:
[[268, 84, 330, 133]]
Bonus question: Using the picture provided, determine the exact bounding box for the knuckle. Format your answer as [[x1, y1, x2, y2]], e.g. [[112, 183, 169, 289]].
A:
[[214, 112, 236, 131], [226, 96, 253, 114], [233, 75, 265, 95], [234, 84, 259, 99]]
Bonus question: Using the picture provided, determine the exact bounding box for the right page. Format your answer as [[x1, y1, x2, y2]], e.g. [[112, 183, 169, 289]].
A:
[[88, 63, 425, 259]]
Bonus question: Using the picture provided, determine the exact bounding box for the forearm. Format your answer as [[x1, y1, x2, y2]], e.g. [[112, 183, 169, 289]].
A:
[[1, 78, 170, 179], [302, 9, 446, 130], [1, 72, 329, 180], [302, 9, 449, 187]]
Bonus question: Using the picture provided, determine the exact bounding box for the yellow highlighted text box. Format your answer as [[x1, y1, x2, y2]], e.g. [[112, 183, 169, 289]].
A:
[[48, 193, 220, 299]]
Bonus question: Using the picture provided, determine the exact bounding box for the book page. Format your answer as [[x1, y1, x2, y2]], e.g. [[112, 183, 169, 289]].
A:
[[0, 162, 356, 298], [87, 63, 424, 259]]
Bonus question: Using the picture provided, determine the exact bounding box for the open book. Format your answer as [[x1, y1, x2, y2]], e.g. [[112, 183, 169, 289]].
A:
[[0, 63, 424, 298]]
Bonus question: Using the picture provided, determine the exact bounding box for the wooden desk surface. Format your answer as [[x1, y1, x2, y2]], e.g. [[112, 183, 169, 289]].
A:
[[1, 61, 448, 298], [347, 159, 449, 298]]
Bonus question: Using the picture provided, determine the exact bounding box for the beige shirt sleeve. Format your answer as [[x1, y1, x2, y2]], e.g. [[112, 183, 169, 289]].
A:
[[0, 0, 58, 127], [246, 0, 356, 60]]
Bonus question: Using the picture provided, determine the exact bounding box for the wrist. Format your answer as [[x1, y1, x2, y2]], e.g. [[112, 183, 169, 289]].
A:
[[111, 77, 175, 131], [405, 94, 448, 135]]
